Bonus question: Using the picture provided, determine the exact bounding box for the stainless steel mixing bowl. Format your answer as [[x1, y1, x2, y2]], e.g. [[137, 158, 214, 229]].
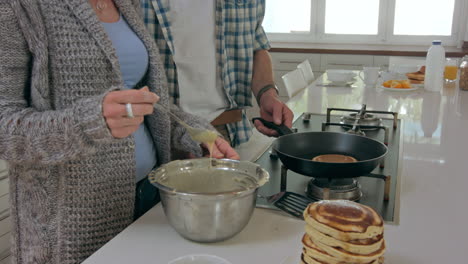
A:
[[148, 158, 269, 243]]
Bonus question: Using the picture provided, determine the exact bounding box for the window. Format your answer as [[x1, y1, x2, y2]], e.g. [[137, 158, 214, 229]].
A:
[[393, 0, 455, 36], [263, 0, 465, 46], [324, 0, 379, 35], [263, 0, 311, 33]]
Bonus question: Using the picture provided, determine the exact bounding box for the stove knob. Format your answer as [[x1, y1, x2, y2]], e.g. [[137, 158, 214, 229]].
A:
[[269, 148, 278, 159], [302, 113, 311, 122]]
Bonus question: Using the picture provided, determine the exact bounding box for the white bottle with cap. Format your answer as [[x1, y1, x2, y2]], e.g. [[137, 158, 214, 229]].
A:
[[424, 40, 446, 92]]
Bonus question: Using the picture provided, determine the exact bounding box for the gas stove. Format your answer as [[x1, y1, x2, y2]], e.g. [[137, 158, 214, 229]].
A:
[[254, 107, 402, 223]]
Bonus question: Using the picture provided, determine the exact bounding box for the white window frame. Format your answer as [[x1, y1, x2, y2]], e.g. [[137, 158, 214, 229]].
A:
[[266, 0, 467, 47]]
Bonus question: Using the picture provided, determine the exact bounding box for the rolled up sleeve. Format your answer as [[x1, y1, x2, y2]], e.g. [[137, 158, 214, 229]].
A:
[[254, 0, 271, 51]]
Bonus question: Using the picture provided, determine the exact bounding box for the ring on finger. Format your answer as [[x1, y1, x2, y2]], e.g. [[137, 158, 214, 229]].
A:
[[125, 103, 134, 118]]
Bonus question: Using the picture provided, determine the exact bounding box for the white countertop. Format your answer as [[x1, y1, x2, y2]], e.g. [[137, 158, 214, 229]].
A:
[[83, 75, 468, 264]]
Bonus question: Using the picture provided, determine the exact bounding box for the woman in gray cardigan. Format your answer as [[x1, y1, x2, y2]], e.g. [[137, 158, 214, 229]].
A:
[[0, 0, 238, 263]]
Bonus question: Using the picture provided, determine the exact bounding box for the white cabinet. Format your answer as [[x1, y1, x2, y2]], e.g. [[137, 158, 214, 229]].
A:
[[320, 54, 373, 71], [373, 56, 426, 71], [271, 53, 321, 72], [373, 56, 390, 69], [388, 56, 426, 71]]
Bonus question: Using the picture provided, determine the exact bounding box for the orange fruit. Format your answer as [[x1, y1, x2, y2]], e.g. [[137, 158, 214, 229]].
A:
[[401, 80, 412, 88], [389, 81, 400, 88], [384, 79, 412, 89]]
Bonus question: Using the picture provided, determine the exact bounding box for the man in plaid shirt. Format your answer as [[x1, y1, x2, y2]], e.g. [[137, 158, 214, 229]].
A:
[[141, 0, 293, 147]]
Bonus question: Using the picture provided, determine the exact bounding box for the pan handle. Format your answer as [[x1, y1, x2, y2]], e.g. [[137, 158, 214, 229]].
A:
[[252, 117, 294, 136]]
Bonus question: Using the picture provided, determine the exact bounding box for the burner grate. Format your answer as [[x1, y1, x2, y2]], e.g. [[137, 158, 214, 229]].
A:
[[325, 107, 398, 129], [341, 113, 382, 130], [307, 178, 362, 201], [311, 178, 357, 190]]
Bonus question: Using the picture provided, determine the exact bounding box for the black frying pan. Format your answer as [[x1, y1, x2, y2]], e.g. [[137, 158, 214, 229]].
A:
[[253, 118, 387, 178]]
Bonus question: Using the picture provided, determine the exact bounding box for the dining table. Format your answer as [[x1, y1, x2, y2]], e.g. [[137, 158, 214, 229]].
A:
[[83, 72, 468, 264]]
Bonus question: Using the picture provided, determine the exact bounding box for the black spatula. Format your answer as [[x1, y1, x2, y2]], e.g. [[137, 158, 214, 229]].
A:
[[260, 192, 314, 220]]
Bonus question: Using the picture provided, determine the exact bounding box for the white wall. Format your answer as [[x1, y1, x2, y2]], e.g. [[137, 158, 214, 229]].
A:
[[464, 20, 468, 41], [464, 1, 468, 41]]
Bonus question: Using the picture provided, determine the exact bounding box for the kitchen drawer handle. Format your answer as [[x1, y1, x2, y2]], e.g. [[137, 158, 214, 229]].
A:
[[329, 63, 364, 66], [279, 60, 302, 64]]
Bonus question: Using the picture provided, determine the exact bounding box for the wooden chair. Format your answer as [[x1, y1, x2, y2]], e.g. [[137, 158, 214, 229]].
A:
[[297, 59, 315, 85], [281, 68, 307, 99]]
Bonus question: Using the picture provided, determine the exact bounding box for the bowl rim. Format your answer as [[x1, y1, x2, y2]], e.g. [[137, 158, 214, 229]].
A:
[[148, 158, 269, 198]]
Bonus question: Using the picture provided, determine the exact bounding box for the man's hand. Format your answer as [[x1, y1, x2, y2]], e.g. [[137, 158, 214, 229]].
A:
[[253, 89, 293, 137], [201, 137, 240, 160]]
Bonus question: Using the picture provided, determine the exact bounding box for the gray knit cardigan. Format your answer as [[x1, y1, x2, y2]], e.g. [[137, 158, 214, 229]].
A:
[[0, 0, 211, 263]]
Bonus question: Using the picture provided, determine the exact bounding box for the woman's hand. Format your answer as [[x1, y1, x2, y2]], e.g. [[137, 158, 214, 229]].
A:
[[202, 137, 240, 160], [102, 86, 159, 138]]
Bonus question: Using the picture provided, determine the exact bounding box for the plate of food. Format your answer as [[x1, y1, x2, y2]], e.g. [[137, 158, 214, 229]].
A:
[[381, 79, 419, 91]]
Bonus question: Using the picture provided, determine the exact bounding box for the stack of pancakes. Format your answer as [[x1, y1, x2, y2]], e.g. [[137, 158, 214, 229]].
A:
[[405, 66, 425, 84], [300, 200, 385, 264]]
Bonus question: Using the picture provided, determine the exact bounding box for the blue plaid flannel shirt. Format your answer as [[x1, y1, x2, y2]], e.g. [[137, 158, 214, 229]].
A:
[[141, 0, 271, 146]]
